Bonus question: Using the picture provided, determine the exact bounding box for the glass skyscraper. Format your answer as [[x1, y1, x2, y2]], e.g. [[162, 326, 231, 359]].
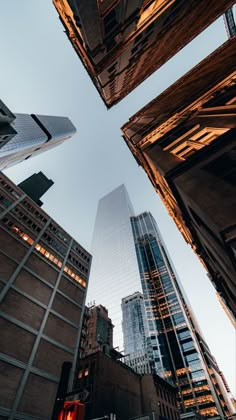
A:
[[131, 212, 231, 418], [121, 291, 150, 374], [0, 99, 76, 170], [89, 186, 232, 418], [87, 185, 141, 349]]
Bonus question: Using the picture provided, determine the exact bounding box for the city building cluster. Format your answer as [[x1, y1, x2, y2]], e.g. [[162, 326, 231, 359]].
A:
[[0, 1, 235, 420]]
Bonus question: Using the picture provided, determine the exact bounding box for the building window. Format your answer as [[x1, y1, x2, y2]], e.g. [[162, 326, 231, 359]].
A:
[[204, 147, 236, 186], [181, 340, 195, 352], [178, 329, 191, 340], [103, 5, 119, 35]]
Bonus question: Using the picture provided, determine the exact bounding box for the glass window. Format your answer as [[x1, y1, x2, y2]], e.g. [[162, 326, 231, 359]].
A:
[[181, 340, 195, 351], [185, 352, 199, 362], [188, 360, 202, 372], [178, 329, 191, 340], [191, 370, 205, 380], [173, 313, 185, 325]]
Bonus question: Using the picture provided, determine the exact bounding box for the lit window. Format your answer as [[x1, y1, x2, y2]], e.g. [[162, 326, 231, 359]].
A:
[[10, 224, 86, 288], [28, 237, 34, 245], [78, 371, 83, 379], [84, 368, 89, 377]]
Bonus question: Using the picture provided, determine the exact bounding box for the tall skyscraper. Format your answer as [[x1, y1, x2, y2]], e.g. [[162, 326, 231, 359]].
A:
[[122, 291, 150, 374], [18, 172, 54, 207], [52, 0, 234, 108], [89, 186, 232, 418], [131, 212, 231, 418], [87, 185, 141, 349], [0, 172, 91, 419], [0, 99, 76, 170], [121, 36, 236, 323]]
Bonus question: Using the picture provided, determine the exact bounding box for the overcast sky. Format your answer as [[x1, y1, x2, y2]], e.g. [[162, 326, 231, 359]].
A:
[[1, 1, 235, 394]]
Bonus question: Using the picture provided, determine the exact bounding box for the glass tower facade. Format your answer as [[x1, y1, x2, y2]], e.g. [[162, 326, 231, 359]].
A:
[[87, 185, 141, 349], [89, 186, 232, 418], [121, 291, 150, 374], [0, 104, 76, 170], [122, 291, 148, 355], [131, 212, 231, 418]]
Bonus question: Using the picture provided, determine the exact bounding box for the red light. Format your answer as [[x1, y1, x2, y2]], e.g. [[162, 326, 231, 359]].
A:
[[58, 401, 84, 420]]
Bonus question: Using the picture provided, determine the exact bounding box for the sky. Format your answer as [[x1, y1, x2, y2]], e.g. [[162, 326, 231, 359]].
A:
[[1, 1, 235, 395]]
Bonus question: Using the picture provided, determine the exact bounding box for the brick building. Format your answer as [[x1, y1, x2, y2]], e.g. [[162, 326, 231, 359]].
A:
[[75, 351, 178, 420], [52, 0, 234, 108], [82, 304, 114, 357], [0, 172, 91, 419]]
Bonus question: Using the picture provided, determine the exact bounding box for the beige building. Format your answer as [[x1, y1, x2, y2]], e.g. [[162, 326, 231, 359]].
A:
[[0, 172, 91, 419], [121, 36, 236, 323], [52, 0, 234, 108]]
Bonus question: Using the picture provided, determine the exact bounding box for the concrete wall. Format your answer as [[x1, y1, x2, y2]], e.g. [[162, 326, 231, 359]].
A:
[[0, 173, 90, 419]]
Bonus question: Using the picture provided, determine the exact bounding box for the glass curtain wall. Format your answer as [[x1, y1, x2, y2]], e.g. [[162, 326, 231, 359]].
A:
[[87, 185, 141, 349], [121, 291, 151, 374], [88, 185, 231, 418], [131, 212, 231, 418]]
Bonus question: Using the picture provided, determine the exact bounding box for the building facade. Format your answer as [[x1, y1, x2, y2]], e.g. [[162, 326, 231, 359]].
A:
[[82, 304, 114, 357], [122, 291, 151, 374], [0, 99, 76, 170], [87, 185, 141, 350], [88, 185, 232, 418], [52, 0, 234, 108], [0, 172, 91, 419], [130, 211, 232, 418], [75, 351, 178, 420], [18, 171, 54, 207], [121, 36, 236, 322]]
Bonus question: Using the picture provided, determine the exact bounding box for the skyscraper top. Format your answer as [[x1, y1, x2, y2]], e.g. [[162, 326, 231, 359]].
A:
[[18, 172, 54, 207], [91, 184, 135, 246], [0, 99, 76, 170]]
